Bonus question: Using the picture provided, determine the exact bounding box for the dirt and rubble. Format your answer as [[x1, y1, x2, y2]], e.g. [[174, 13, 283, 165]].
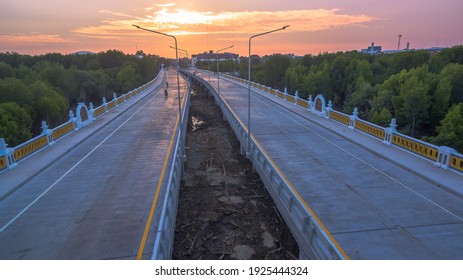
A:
[[172, 85, 299, 260]]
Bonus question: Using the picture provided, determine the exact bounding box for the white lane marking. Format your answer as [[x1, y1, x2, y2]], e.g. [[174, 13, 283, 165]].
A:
[[250, 91, 463, 222], [0, 90, 161, 233]]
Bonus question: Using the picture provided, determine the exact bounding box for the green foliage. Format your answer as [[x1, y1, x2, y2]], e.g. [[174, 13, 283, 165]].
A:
[[0, 102, 32, 146], [116, 63, 142, 93], [0, 50, 164, 146], [0, 78, 34, 108], [227, 45, 463, 150], [29, 80, 68, 128], [392, 75, 431, 136], [0, 62, 15, 79], [263, 54, 291, 90], [370, 108, 392, 127], [431, 104, 463, 152]]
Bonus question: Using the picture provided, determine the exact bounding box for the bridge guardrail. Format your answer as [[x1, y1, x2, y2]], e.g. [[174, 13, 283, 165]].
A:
[[151, 72, 190, 260], [188, 71, 348, 260], [0, 70, 164, 174], [223, 74, 463, 176]]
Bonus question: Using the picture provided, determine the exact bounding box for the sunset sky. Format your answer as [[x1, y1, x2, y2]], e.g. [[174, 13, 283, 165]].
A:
[[1, 0, 462, 58]]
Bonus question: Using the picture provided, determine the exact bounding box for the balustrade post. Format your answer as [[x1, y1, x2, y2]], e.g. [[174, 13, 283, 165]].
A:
[[113, 93, 118, 107], [324, 100, 332, 118], [349, 107, 358, 129], [284, 87, 288, 101], [294, 90, 299, 104], [308, 95, 314, 112], [68, 110, 77, 130], [0, 138, 17, 169], [41, 121, 54, 146], [89, 102, 96, 120], [102, 97, 108, 112], [436, 146, 455, 169], [383, 118, 397, 145]]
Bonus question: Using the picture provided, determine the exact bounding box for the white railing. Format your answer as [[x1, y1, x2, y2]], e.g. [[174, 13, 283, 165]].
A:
[[223, 74, 463, 176], [151, 72, 190, 259], [0, 70, 164, 173]]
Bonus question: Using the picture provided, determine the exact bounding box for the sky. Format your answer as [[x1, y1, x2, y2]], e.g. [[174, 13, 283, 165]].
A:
[[1, 0, 462, 58]]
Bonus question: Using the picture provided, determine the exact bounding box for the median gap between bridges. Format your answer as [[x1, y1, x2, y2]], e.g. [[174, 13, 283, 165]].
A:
[[172, 84, 299, 260]]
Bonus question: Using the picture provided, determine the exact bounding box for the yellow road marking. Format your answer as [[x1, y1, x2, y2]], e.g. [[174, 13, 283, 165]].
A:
[[136, 76, 186, 260]]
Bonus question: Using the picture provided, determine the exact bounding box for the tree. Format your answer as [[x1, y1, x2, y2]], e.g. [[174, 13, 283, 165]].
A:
[[29, 80, 68, 127], [116, 63, 142, 93], [439, 64, 463, 105], [284, 63, 308, 98], [263, 54, 290, 90], [431, 104, 463, 153], [0, 102, 33, 146], [74, 69, 110, 104], [39, 62, 77, 106], [371, 108, 392, 127], [0, 62, 15, 78], [0, 78, 34, 108], [344, 77, 376, 118], [393, 76, 431, 136], [429, 77, 452, 129]]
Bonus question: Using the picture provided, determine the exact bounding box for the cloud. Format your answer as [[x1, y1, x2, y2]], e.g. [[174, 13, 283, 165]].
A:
[[72, 6, 375, 38], [0, 33, 76, 45]]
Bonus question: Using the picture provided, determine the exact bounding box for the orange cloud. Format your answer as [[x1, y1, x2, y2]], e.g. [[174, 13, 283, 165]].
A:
[[72, 6, 375, 38], [0, 33, 76, 46]]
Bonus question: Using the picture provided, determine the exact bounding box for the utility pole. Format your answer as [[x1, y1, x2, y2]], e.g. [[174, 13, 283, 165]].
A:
[[397, 34, 402, 51]]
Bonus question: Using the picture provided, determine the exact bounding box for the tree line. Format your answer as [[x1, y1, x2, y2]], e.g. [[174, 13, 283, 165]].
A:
[[203, 46, 463, 152], [0, 50, 167, 146]]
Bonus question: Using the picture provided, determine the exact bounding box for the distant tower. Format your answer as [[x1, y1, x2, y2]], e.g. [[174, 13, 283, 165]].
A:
[[397, 34, 402, 51]]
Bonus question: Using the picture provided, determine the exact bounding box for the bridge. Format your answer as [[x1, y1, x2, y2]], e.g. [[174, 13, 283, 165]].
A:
[[0, 68, 462, 260]]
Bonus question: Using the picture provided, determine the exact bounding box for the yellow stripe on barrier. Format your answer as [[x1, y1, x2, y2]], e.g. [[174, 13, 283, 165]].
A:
[[52, 122, 74, 141], [0, 156, 6, 170], [270, 89, 277, 95], [286, 95, 295, 103], [125, 94, 132, 100], [14, 135, 48, 161], [392, 135, 438, 161], [94, 106, 106, 117], [116, 97, 124, 105], [329, 111, 350, 125], [297, 99, 309, 108], [136, 76, 189, 259], [107, 100, 116, 110], [449, 155, 463, 172], [277, 92, 285, 99], [252, 137, 350, 260], [354, 121, 385, 140]]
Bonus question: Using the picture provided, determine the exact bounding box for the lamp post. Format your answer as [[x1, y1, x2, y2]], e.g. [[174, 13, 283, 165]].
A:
[[169, 46, 188, 68], [216, 45, 234, 94], [247, 25, 289, 157], [133, 24, 183, 129]]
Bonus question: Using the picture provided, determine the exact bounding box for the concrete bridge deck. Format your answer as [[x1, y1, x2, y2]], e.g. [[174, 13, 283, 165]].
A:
[[193, 71, 463, 259], [0, 69, 187, 259]]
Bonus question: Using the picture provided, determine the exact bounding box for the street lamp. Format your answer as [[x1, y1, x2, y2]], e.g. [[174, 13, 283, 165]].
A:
[[169, 46, 188, 68], [133, 24, 183, 129], [216, 45, 234, 94], [247, 25, 289, 157]]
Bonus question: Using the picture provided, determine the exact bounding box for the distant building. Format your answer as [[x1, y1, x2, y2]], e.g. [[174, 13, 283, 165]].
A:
[[361, 42, 382, 55], [362, 41, 445, 55], [72, 51, 95, 55], [191, 51, 239, 67]]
